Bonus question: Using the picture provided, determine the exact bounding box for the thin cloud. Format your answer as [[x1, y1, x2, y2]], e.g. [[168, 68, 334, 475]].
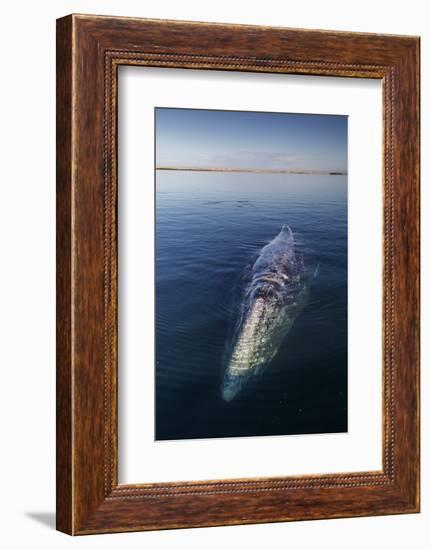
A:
[[206, 151, 307, 170]]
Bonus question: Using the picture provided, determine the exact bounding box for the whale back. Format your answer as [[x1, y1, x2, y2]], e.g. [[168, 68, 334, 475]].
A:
[[251, 224, 300, 288]]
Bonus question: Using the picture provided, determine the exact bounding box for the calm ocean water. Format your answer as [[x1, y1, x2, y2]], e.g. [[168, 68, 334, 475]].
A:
[[155, 171, 347, 440]]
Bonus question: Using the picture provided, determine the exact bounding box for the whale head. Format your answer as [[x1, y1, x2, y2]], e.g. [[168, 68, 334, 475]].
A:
[[221, 371, 247, 402], [221, 297, 273, 402]]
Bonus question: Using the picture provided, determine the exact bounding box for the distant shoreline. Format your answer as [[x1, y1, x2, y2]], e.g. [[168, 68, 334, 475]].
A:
[[156, 167, 347, 176]]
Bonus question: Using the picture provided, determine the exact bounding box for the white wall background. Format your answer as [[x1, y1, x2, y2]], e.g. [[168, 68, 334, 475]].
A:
[[0, 1, 427, 548]]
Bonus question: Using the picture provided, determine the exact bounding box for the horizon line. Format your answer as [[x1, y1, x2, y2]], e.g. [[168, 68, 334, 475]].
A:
[[156, 166, 347, 175]]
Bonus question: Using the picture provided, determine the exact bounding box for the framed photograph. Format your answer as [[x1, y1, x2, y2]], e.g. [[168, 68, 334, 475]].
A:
[[56, 14, 420, 535]]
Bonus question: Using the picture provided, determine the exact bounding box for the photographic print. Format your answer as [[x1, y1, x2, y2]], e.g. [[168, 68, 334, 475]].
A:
[[155, 107, 348, 441]]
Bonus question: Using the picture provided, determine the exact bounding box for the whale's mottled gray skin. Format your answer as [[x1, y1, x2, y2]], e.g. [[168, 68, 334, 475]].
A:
[[222, 225, 309, 402]]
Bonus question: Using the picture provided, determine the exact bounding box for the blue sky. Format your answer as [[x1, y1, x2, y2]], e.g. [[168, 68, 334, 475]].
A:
[[155, 108, 347, 173]]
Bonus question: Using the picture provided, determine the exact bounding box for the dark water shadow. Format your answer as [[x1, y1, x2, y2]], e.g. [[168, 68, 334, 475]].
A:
[[25, 511, 55, 530]]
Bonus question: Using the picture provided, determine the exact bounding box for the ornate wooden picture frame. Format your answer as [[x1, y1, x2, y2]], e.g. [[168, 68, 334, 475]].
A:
[[56, 14, 420, 535]]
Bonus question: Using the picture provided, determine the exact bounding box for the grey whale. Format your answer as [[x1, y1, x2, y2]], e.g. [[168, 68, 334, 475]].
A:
[[221, 225, 311, 402]]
